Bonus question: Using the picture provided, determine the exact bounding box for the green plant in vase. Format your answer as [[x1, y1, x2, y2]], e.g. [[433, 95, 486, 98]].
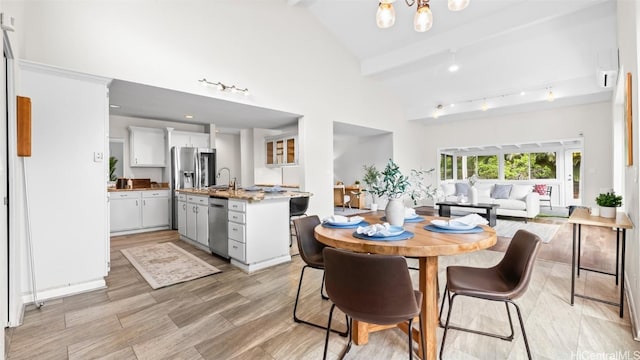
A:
[[595, 191, 622, 218], [371, 159, 409, 226], [361, 164, 381, 210], [109, 156, 118, 182]]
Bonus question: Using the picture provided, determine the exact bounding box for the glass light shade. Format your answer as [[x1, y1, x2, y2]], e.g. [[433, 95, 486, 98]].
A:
[[448, 64, 459, 72], [414, 5, 433, 32], [547, 90, 555, 102], [448, 0, 470, 11], [376, 3, 396, 29]]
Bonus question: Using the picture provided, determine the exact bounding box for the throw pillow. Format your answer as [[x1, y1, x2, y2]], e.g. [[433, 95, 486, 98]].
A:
[[491, 184, 512, 199], [534, 184, 547, 195], [455, 183, 470, 196]]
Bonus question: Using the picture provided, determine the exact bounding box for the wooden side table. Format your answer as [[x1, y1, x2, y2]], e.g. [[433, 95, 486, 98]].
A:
[[568, 208, 633, 317]]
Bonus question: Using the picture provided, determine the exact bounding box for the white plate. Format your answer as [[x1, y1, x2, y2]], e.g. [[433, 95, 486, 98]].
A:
[[368, 225, 405, 237], [324, 219, 361, 226], [405, 214, 420, 220], [430, 219, 477, 231]]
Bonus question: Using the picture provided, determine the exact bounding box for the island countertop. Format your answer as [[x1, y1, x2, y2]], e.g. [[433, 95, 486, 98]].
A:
[[177, 188, 312, 201]]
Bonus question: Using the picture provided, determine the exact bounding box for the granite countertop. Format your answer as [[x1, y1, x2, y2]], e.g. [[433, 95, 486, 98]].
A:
[[177, 188, 312, 201], [108, 187, 170, 192]]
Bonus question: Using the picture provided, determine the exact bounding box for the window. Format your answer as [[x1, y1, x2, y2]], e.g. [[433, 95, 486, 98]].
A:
[[504, 152, 556, 180], [456, 155, 498, 179], [440, 153, 453, 180]]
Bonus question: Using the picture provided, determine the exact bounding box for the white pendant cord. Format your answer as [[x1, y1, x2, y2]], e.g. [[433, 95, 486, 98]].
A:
[[22, 157, 42, 308]]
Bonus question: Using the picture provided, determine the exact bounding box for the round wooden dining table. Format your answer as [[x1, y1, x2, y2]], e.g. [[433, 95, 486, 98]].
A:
[[314, 211, 497, 360]]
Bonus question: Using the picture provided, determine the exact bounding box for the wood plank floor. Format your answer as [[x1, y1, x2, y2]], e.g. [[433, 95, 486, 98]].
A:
[[6, 215, 639, 359]]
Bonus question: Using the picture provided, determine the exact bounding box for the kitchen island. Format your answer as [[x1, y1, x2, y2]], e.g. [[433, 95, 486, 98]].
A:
[[177, 188, 312, 273]]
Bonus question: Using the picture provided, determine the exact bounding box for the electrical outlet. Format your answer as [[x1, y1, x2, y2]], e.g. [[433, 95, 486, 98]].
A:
[[94, 152, 104, 162]]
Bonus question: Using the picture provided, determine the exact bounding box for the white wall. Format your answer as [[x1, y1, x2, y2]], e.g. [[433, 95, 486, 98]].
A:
[[616, 0, 640, 338], [420, 102, 612, 207], [109, 115, 205, 183], [334, 133, 393, 207], [4, 0, 420, 219], [16, 62, 110, 303], [215, 133, 241, 187]]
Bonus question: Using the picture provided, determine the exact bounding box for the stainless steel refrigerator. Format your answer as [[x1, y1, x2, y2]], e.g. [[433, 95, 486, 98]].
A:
[[171, 146, 216, 229]]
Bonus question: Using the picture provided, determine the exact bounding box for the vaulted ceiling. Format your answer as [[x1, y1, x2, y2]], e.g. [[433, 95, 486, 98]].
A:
[[295, 0, 618, 124]]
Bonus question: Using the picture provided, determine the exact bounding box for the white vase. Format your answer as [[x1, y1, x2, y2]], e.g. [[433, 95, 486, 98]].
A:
[[385, 198, 405, 226], [469, 186, 478, 205], [599, 206, 617, 219]]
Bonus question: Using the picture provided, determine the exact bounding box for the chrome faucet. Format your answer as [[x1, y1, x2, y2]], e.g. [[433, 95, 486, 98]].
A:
[[216, 167, 231, 188]]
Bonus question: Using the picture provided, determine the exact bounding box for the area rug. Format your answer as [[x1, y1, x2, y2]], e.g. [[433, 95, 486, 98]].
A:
[[121, 242, 221, 289], [494, 220, 560, 243]]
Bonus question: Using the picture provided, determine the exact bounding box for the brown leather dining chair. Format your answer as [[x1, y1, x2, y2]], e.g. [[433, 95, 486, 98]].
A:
[[322, 247, 425, 360], [439, 229, 541, 360], [292, 216, 348, 336]]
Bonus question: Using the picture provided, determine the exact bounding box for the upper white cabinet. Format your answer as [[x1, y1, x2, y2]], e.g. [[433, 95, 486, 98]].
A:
[[171, 130, 210, 149], [265, 135, 297, 167], [129, 126, 166, 167]]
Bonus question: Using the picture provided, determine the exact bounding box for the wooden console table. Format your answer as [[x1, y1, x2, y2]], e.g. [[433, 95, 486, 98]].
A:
[[333, 185, 365, 209], [568, 208, 633, 317]]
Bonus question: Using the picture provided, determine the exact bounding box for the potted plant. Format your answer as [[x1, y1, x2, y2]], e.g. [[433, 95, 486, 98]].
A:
[[595, 191, 622, 218], [371, 159, 409, 225], [361, 164, 381, 211], [108, 156, 118, 187]]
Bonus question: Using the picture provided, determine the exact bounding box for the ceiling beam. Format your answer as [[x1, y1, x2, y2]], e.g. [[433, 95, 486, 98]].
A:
[[361, 0, 612, 77]]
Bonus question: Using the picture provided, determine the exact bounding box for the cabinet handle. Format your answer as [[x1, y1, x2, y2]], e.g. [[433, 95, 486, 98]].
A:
[[183, 204, 186, 210], [232, 227, 238, 231], [195, 207, 199, 214], [135, 200, 138, 206], [232, 245, 238, 249], [143, 200, 146, 206], [192, 206, 196, 213]]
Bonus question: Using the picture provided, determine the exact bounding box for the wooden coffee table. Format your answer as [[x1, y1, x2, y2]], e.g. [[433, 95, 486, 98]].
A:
[[436, 201, 499, 226]]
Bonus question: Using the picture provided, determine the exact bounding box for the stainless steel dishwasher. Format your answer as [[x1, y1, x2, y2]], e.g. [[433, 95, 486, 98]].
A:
[[208, 197, 229, 259]]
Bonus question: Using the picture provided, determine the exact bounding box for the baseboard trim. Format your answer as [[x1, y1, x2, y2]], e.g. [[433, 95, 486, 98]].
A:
[[625, 275, 640, 341], [230, 255, 291, 274], [20, 279, 106, 308]]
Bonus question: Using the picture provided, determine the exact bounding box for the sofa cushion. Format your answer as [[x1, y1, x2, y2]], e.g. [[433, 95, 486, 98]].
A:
[[534, 184, 547, 195], [441, 183, 456, 196], [476, 183, 493, 198], [491, 184, 512, 199], [511, 184, 533, 200], [455, 183, 470, 196], [494, 198, 527, 211]]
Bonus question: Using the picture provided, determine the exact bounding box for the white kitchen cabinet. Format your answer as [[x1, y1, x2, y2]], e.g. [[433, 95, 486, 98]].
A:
[[129, 126, 166, 167], [177, 194, 187, 237], [110, 190, 171, 234], [109, 192, 141, 232], [265, 135, 297, 167], [227, 198, 290, 272], [171, 130, 210, 149], [141, 191, 170, 228], [185, 194, 209, 247]]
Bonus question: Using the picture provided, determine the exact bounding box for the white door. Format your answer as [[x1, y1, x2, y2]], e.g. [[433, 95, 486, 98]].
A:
[[186, 203, 197, 240], [142, 197, 169, 228], [196, 204, 209, 246], [177, 200, 187, 236], [564, 149, 583, 206], [110, 197, 141, 232]]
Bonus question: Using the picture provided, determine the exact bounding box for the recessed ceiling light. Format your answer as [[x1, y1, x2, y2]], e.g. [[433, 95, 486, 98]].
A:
[[520, 91, 526, 96], [109, 104, 120, 108], [450, 103, 455, 107], [185, 115, 194, 119], [448, 64, 459, 73]]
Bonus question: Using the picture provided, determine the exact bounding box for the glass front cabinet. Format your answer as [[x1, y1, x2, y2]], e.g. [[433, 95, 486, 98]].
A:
[[266, 135, 297, 167]]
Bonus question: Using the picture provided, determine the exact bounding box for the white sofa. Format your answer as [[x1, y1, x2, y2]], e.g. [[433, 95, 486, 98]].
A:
[[439, 182, 540, 220]]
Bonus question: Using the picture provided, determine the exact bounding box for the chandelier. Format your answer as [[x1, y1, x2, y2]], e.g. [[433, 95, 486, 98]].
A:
[[376, 0, 470, 32]]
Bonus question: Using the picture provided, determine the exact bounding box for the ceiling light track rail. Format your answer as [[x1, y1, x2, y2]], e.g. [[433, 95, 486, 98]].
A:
[[198, 78, 249, 96]]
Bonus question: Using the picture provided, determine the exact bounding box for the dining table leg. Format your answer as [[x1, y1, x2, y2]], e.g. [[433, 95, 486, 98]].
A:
[[419, 256, 439, 360]]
